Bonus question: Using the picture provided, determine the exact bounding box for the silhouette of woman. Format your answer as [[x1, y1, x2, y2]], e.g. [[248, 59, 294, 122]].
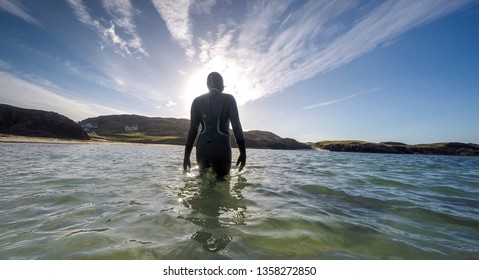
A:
[[183, 72, 246, 178]]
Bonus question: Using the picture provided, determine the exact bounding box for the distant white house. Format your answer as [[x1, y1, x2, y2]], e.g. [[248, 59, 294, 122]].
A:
[[82, 122, 98, 132], [125, 125, 138, 132]]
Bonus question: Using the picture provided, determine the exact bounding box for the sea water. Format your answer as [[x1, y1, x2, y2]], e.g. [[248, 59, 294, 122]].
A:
[[0, 143, 478, 259]]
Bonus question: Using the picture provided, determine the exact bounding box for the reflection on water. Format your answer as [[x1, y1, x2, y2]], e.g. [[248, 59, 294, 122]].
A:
[[178, 171, 247, 253]]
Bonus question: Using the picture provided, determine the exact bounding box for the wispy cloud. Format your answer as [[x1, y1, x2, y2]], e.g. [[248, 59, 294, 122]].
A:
[[303, 88, 381, 110], [0, 59, 12, 70], [297, 0, 474, 78], [66, 0, 147, 57], [102, 0, 148, 56], [151, 0, 217, 60], [62, 59, 120, 91], [158, 0, 473, 105], [166, 100, 177, 107], [151, 0, 196, 59], [0, 72, 124, 120], [0, 0, 41, 26], [66, 0, 101, 30]]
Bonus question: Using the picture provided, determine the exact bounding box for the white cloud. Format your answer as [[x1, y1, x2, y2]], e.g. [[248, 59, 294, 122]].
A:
[[0, 0, 41, 26], [152, 0, 215, 60], [102, 0, 135, 33], [66, 0, 147, 57], [166, 100, 177, 107], [303, 88, 381, 110], [102, 0, 148, 56], [66, 0, 101, 29], [151, 0, 194, 58], [297, 0, 474, 79], [103, 23, 131, 55], [163, 0, 473, 105], [0, 71, 124, 120]]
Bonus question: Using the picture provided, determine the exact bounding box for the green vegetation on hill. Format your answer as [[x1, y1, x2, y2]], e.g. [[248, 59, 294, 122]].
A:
[[96, 132, 179, 143], [243, 130, 311, 150], [80, 115, 311, 150], [80, 114, 188, 145]]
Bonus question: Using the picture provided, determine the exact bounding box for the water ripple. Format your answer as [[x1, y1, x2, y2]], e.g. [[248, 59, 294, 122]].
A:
[[1, 143, 478, 259]]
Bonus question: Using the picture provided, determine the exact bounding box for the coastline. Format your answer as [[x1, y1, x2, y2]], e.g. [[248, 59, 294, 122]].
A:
[[0, 134, 132, 145], [2, 134, 478, 156]]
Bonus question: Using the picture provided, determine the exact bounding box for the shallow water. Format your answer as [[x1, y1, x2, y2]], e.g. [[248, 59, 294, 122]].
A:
[[1, 143, 478, 259]]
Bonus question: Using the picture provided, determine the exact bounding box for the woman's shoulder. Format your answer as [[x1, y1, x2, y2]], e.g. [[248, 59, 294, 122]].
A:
[[193, 92, 210, 102], [221, 93, 237, 102]]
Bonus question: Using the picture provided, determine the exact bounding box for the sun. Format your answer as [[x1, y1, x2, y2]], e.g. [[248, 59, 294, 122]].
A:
[[184, 71, 208, 110], [183, 64, 260, 111]]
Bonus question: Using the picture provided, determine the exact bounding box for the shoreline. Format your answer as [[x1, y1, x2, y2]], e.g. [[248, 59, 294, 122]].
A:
[[0, 134, 104, 145], [2, 134, 478, 156], [0, 134, 167, 146]]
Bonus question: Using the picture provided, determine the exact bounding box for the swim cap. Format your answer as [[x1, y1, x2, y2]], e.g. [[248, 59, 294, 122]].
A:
[[207, 72, 224, 93]]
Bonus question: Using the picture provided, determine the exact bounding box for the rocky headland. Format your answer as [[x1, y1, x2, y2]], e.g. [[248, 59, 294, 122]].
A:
[[314, 140, 479, 156], [0, 104, 89, 140]]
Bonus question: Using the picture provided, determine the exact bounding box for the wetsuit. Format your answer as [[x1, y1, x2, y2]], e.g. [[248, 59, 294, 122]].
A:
[[184, 91, 246, 177]]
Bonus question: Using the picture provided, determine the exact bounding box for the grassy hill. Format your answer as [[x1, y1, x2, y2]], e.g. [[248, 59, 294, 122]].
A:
[[80, 114, 312, 150], [80, 114, 189, 145]]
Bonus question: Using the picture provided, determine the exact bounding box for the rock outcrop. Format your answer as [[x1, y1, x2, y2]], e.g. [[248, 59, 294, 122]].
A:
[[314, 140, 479, 156], [0, 104, 90, 140]]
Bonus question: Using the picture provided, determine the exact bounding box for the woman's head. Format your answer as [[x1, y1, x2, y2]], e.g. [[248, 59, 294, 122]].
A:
[[207, 72, 224, 93]]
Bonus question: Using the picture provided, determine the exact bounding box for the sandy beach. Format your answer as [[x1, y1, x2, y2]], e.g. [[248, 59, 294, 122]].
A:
[[0, 134, 184, 147], [0, 134, 113, 145]]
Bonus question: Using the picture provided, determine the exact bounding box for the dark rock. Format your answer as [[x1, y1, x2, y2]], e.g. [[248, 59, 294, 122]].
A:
[[380, 141, 407, 146], [0, 104, 90, 140], [242, 130, 312, 150], [314, 140, 479, 156]]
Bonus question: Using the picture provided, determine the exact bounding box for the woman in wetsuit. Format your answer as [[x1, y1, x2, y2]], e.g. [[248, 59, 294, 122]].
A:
[[183, 72, 246, 178]]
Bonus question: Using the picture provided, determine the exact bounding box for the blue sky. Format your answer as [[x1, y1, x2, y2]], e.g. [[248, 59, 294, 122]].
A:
[[1, 0, 478, 144]]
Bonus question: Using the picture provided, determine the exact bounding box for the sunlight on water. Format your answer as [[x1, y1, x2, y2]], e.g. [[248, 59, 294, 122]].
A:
[[0, 143, 478, 259]]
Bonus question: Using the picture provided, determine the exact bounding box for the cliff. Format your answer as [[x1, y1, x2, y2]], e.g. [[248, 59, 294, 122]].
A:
[[0, 104, 90, 140], [314, 140, 479, 156]]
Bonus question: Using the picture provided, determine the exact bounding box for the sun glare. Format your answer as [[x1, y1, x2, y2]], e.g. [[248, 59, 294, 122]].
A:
[[184, 71, 207, 110], [183, 64, 259, 111]]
